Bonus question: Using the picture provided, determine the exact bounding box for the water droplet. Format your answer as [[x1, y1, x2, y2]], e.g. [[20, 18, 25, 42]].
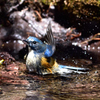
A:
[[84, 51, 87, 54], [29, 24, 31, 27], [81, 65, 83, 67], [63, 58, 65, 60], [78, 44, 81, 47], [92, 47, 95, 50], [95, 71, 98, 74], [6, 41, 9, 44], [13, 40, 16, 43], [78, 23, 80, 25], [95, 25, 97, 28], [84, 46, 87, 50], [97, 47, 100, 49], [75, 62, 77, 65], [88, 45, 90, 50], [90, 57, 92, 59], [88, 45, 90, 48], [90, 13, 92, 15]]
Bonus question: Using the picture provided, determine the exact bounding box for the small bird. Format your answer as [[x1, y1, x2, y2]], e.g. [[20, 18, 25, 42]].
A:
[[23, 22, 89, 76]]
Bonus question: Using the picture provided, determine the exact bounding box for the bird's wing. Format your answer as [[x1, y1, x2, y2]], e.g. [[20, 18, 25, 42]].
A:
[[44, 22, 56, 57], [45, 21, 55, 46]]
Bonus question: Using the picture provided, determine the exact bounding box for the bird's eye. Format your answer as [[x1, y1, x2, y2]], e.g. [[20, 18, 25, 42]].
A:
[[32, 41, 37, 44]]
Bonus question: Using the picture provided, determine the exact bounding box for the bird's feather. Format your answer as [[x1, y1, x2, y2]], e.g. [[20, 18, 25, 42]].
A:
[[44, 22, 56, 57], [45, 22, 55, 45]]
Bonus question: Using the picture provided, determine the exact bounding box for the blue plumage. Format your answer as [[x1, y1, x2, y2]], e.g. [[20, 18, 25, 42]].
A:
[[44, 45, 55, 57], [58, 65, 87, 71], [27, 36, 43, 44]]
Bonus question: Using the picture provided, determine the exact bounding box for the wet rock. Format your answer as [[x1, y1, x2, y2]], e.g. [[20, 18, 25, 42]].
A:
[[0, 85, 27, 100], [0, 61, 29, 85], [25, 90, 39, 97], [0, 70, 29, 85], [6, 63, 19, 71]]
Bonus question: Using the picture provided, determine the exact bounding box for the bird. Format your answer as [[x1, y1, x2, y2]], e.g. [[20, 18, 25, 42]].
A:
[[23, 22, 89, 76]]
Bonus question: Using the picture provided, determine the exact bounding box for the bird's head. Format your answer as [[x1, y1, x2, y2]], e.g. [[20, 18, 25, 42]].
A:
[[23, 36, 46, 53]]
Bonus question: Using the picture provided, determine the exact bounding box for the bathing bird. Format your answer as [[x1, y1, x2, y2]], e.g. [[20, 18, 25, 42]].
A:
[[24, 22, 89, 76]]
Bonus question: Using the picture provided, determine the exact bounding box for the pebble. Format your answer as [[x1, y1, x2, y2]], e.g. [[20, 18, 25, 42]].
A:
[[25, 90, 38, 97]]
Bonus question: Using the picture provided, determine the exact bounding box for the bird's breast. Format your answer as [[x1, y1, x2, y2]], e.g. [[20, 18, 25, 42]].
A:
[[26, 50, 43, 72]]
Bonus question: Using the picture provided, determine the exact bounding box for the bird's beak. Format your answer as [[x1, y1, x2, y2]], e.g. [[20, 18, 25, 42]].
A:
[[23, 40, 29, 45]]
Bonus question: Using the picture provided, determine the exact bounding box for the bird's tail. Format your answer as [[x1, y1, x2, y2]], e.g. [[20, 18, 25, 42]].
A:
[[55, 65, 89, 75], [41, 57, 89, 75]]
